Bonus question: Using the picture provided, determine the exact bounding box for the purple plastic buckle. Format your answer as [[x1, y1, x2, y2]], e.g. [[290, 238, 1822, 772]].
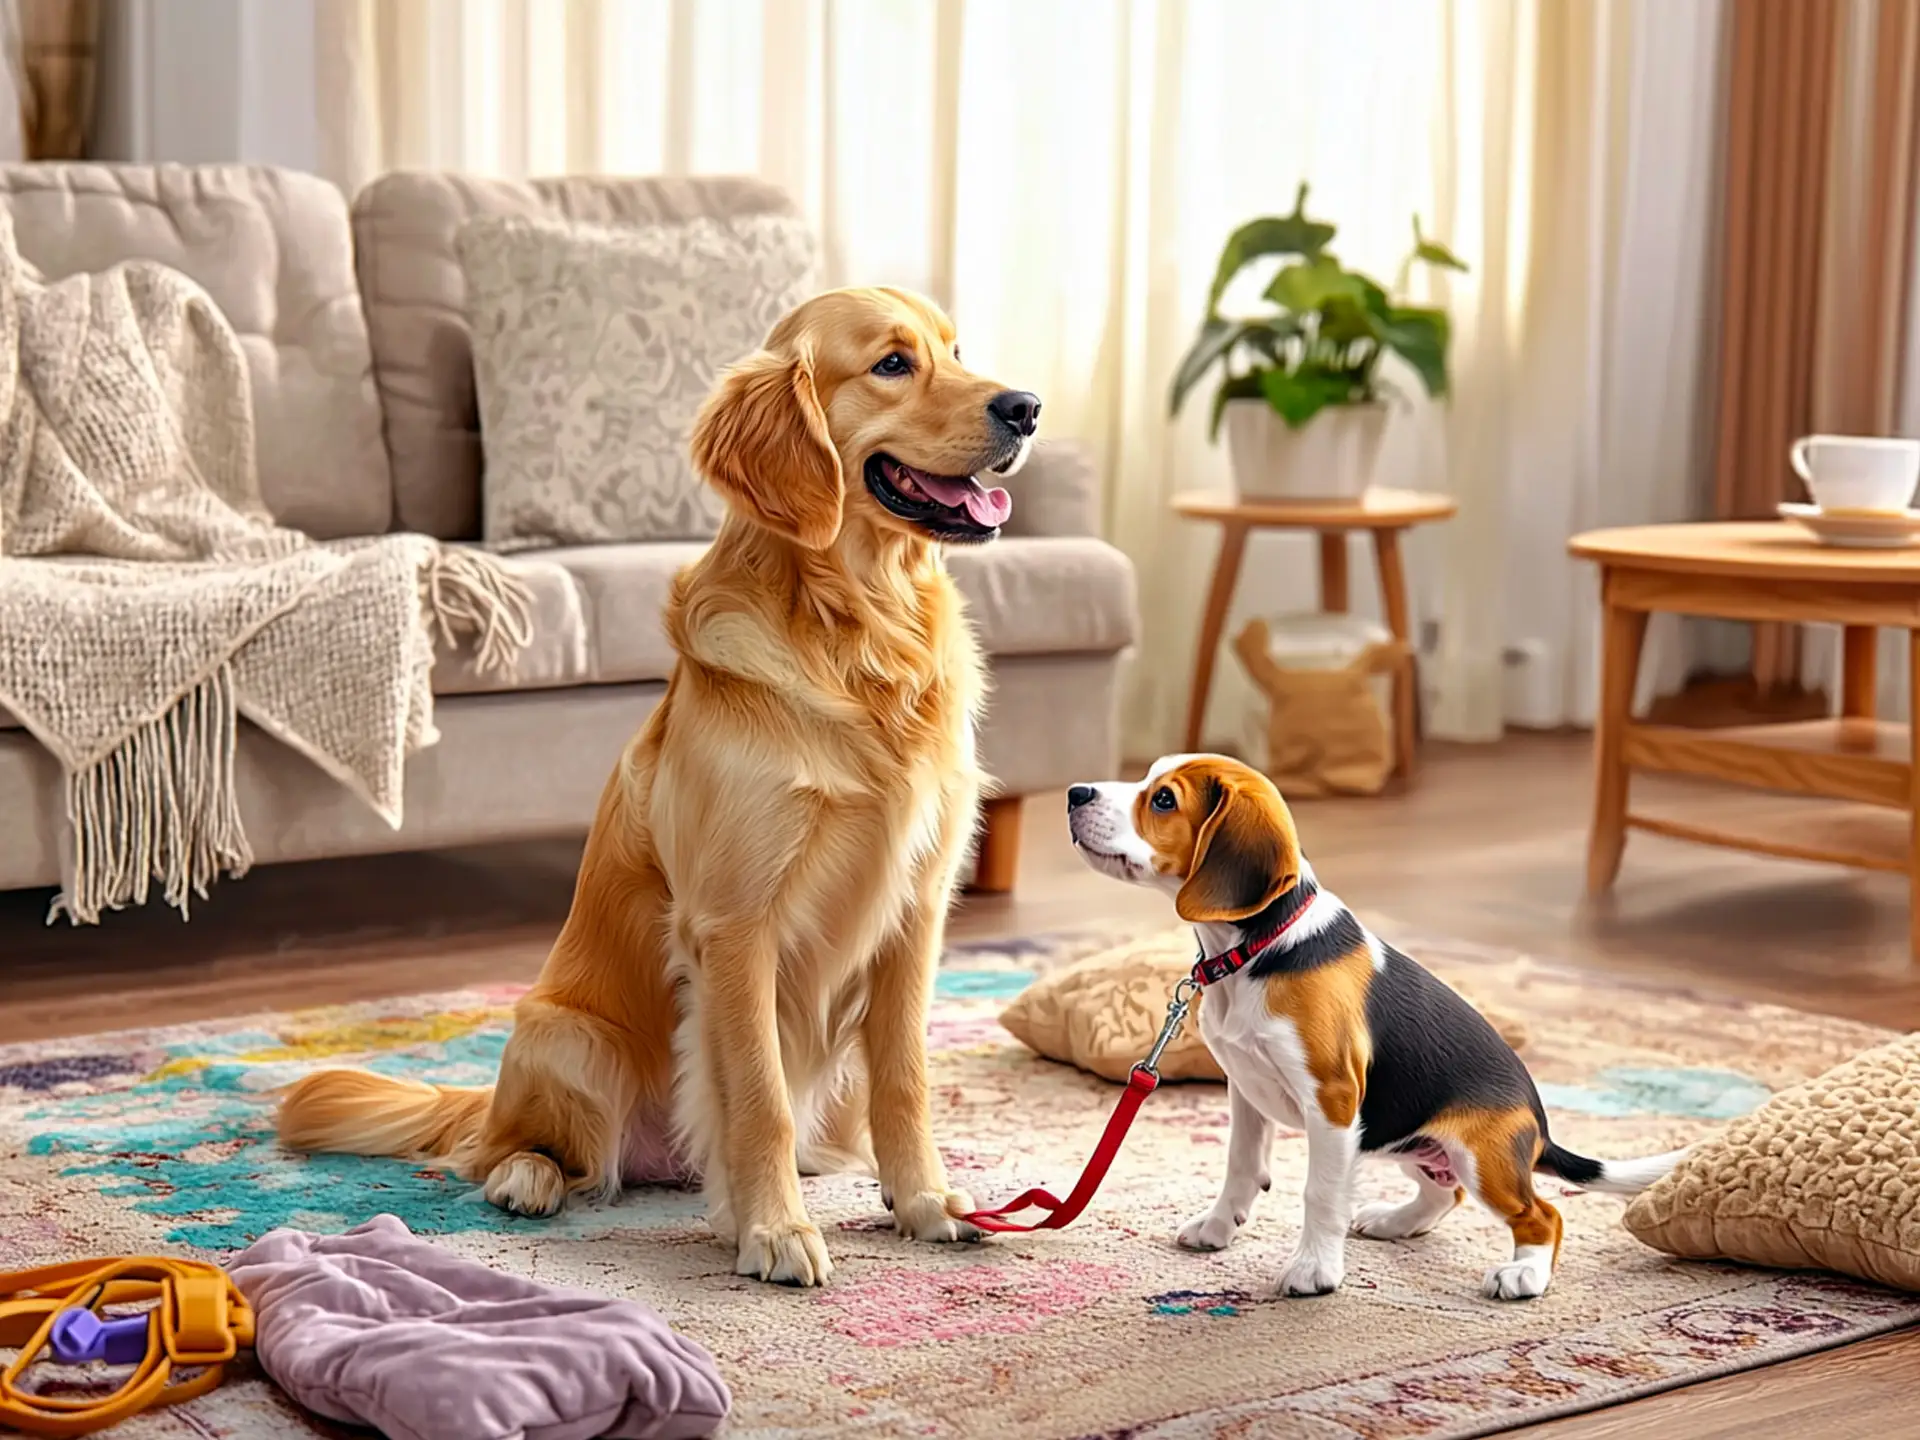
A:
[[48, 1309, 151, 1366]]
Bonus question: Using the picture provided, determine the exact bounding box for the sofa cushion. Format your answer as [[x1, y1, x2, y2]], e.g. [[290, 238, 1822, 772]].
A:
[[0, 164, 391, 539], [427, 543, 696, 695], [431, 553, 591, 696], [428, 536, 1138, 697], [544, 543, 707, 686], [352, 173, 799, 541], [551, 537, 1134, 685], [0, 554, 595, 712], [0, 539, 1136, 711], [946, 538, 1139, 656], [1001, 441, 1103, 539]]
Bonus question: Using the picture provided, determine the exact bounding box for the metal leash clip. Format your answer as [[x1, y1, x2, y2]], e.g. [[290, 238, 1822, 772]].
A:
[[1138, 976, 1201, 1078]]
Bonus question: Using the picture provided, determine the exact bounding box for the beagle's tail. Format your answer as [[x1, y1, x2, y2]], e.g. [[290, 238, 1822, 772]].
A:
[[1535, 1141, 1687, 1196], [276, 1069, 491, 1171]]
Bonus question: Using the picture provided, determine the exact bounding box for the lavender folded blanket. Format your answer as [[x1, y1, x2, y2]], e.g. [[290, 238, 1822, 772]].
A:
[[227, 1215, 729, 1440]]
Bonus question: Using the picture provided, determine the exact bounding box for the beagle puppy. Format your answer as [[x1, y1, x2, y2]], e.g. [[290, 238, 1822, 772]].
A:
[[1066, 754, 1685, 1301]]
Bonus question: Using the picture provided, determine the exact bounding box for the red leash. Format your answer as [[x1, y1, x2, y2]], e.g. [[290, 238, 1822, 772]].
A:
[[960, 977, 1197, 1233], [961, 1062, 1164, 1232], [960, 897, 1314, 1234]]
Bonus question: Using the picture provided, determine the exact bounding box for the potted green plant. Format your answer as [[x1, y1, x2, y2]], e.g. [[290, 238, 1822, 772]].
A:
[[1169, 184, 1467, 501]]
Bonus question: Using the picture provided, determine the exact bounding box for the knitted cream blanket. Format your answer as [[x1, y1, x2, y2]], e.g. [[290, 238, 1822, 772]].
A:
[[0, 212, 531, 923]]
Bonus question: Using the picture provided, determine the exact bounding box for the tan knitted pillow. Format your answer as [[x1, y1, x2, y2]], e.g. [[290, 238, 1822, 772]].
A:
[[1624, 1033, 1920, 1291], [1000, 928, 1526, 1085]]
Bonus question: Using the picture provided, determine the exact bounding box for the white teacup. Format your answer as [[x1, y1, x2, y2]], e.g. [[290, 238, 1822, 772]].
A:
[[1790, 434, 1920, 514]]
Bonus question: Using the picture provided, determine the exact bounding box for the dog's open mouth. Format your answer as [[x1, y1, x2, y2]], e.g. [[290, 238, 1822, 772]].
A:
[[864, 454, 1012, 542]]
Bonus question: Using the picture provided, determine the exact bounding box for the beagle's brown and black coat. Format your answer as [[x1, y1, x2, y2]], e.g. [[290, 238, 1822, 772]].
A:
[[1066, 754, 1683, 1301]]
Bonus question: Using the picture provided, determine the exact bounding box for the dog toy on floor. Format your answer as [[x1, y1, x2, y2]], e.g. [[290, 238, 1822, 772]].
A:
[[0, 1256, 255, 1437]]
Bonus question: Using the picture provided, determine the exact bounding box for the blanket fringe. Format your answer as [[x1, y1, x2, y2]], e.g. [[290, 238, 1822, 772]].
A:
[[49, 667, 251, 925], [423, 547, 534, 679]]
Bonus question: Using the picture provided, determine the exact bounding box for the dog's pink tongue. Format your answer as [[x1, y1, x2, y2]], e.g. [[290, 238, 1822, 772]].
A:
[[916, 472, 1013, 528]]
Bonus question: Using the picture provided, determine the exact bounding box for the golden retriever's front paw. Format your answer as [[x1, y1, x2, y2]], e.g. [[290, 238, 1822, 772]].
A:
[[735, 1220, 834, 1286], [891, 1187, 983, 1244], [483, 1152, 566, 1217], [1176, 1206, 1241, 1252]]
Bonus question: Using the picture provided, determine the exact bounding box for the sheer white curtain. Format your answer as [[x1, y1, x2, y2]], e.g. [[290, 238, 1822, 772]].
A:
[[1437, 0, 1727, 735], [317, 0, 1726, 755]]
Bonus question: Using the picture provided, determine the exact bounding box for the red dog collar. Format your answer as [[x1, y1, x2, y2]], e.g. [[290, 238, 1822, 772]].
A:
[[1189, 893, 1314, 987]]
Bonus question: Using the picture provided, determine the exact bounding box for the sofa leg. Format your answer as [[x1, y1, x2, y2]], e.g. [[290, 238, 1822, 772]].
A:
[[967, 796, 1024, 894]]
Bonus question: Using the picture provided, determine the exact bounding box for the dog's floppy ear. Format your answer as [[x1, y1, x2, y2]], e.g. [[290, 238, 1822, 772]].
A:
[[689, 347, 844, 549], [1176, 773, 1298, 923]]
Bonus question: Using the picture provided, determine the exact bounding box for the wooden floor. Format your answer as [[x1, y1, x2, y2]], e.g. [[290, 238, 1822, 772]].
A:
[[2, 731, 1915, 1436]]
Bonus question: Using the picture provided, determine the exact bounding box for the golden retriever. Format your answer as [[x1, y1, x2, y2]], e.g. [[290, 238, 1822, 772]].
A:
[[276, 287, 1040, 1287]]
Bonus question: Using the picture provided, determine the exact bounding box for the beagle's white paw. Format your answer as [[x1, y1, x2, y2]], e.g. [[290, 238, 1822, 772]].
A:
[[1276, 1244, 1345, 1297], [1481, 1245, 1554, 1301], [1351, 1194, 1453, 1240], [1175, 1206, 1243, 1252]]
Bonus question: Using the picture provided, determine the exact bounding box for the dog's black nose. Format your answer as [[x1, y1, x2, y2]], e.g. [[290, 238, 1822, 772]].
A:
[[989, 390, 1042, 437], [1067, 785, 1096, 811]]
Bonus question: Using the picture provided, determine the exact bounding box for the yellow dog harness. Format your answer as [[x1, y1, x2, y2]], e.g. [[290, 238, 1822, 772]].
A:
[[0, 1258, 254, 1437]]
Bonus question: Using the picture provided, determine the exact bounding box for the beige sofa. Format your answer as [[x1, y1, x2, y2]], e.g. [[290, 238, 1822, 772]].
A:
[[0, 164, 1138, 901]]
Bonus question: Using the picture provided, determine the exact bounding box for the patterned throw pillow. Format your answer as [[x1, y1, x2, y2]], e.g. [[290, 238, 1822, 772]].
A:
[[1000, 930, 1226, 1083], [1624, 1032, 1920, 1291], [459, 213, 816, 548]]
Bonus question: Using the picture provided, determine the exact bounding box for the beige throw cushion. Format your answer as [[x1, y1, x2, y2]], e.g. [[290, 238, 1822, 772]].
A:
[[1002, 932, 1224, 1083], [1000, 927, 1526, 1084], [1624, 1032, 1920, 1291], [458, 214, 815, 548]]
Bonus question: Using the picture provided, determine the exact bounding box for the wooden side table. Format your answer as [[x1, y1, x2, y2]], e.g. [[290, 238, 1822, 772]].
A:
[[1571, 521, 1920, 958], [1174, 489, 1458, 778]]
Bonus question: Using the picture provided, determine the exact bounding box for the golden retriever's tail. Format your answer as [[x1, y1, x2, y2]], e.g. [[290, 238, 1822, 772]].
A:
[[276, 1069, 491, 1169]]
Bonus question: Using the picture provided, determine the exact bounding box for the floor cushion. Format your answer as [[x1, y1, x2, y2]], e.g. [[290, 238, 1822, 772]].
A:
[[1000, 927, 1530, 1085], [1624, 1031, 1920, 1291]]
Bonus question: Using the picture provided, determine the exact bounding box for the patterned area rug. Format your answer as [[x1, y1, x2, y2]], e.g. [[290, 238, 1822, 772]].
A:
[[1, 920, 1914, 1440]]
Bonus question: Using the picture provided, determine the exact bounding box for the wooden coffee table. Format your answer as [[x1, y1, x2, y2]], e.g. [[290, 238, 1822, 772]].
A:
[[1174, 489, 1457, 777], [1571, 521, 1920, 957]]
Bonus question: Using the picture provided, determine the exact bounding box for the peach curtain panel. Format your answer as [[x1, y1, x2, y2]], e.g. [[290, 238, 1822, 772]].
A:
[[1712, 0, 1920, 693], [3, 0, 98, 160], [1814, 0, 1920, 438]]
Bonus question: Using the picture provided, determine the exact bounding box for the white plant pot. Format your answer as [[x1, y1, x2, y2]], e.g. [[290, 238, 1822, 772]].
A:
[[1223, 398, 1388, 502]]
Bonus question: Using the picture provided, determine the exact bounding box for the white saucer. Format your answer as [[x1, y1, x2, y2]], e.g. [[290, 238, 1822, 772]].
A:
[[1778, 502, 1920, 548]]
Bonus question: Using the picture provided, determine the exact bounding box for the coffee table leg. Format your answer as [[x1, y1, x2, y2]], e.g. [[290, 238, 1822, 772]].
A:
[[1844, 625, 1878, 718], [1589, 595, 1649, 896], [1183, 520, 1249, 752], [1373, 529, 1416, 779], [1909, 631, 1920, 962]]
